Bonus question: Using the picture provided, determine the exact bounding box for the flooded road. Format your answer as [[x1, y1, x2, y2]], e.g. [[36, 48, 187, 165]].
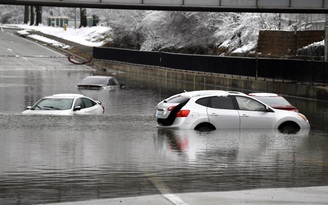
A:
[[1, 28, 328, 205], [1, 68, 328, 205]]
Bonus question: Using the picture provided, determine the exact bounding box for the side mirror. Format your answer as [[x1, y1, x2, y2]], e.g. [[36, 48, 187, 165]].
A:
[[266, 106, 274, 112], [73, 106, 82, 111], [26, 106, 32, 110]]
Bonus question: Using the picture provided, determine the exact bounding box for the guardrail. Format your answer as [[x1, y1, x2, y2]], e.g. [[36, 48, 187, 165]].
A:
[[94, 47, 327, 85]]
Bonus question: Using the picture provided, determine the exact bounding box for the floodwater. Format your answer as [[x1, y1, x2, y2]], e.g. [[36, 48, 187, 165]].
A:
[[0, 65, 328, 205]]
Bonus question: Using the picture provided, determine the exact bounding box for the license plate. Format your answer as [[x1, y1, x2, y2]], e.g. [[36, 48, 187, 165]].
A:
[[155, 110, 164, 117]]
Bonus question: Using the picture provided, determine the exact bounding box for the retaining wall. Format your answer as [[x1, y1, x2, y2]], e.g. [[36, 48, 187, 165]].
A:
[[93, 59, 328, 101]]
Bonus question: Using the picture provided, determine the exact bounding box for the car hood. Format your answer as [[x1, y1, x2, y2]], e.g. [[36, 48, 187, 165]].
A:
[[22, 109, 73, 116]]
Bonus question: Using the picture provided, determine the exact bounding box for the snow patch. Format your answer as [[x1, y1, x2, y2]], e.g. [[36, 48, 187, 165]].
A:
[[11, 24, 112, 47], [28, 34, 71, 49]]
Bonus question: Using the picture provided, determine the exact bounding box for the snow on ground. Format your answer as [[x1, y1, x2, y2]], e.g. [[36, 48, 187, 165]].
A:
[[3, 22, 323, 56], [303, 40, 324, 49], [29, 34, 72, 49], [7, 24, 112, 48]]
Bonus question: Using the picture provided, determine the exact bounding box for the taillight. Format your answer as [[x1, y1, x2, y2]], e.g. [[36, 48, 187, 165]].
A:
[[176, 110, 190, 117], [168, 106, 175, 111]]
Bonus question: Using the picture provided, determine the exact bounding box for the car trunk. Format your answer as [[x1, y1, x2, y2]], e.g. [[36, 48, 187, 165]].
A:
[[157, 103, 185, 126]]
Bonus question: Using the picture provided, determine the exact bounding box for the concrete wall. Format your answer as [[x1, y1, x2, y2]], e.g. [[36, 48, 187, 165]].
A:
[[257, 30, 325, 56], [93, 59, 328, 101]]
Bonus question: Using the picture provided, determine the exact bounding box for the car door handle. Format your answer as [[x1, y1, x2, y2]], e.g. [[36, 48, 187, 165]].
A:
[[210, 113, 219, 116], [241, 114, 249, 117]]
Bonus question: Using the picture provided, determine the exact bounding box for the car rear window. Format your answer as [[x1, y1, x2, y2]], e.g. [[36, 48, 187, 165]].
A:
[[165, 95, 190, 104], [81, 77, 109, 85]]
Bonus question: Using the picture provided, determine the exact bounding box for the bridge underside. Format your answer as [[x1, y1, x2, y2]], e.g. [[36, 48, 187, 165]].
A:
[[1, 0, 328, 13]]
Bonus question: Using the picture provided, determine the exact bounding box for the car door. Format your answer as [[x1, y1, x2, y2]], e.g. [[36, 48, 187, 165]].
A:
[[235, 96, 276, 129], [207, 96, 240, 129]]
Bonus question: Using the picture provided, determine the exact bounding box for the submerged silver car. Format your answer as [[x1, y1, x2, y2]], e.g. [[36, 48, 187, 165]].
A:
[[77, 76, 123, 90], [22, 94, 104, 115], [154, 90, 310, 133]]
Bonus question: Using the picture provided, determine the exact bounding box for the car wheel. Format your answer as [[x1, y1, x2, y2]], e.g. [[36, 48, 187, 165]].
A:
[[278, 122, 300, 134], [195, 123, 216, 132]]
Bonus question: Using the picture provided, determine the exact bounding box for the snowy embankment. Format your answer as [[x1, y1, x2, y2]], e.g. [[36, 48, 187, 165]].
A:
[[9, 24, 112, 49]]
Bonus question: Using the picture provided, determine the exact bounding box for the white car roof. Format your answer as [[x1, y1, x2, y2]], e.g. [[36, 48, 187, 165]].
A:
[[46, 93, 85, 98], [180, 90, 245, 98], [249, 93, 279, 97], [84, 76, 113, 79]]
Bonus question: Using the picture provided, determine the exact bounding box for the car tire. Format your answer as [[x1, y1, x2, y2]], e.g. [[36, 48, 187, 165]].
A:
[[195, 123, 216, 132], [278, 122, 300, 134]]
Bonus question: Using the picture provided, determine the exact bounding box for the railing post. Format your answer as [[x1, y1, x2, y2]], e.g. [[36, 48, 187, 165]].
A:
[[255, 52, 258, 80], [324, 62, 327, 86], [325, 14, 328, 62]]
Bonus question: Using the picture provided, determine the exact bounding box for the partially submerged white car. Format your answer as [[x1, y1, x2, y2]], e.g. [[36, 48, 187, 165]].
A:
[[22, 94, 104, 115], [154, 90, 310, 133]]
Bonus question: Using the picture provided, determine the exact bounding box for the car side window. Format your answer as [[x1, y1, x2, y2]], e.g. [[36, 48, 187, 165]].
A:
[[82, 98, 96, 108], [74, 98, 84, 108], [196, 97, 210, 107], [108, 78, 117, 85], [209, 96, 235, 109], [235, 96, 266, 111]]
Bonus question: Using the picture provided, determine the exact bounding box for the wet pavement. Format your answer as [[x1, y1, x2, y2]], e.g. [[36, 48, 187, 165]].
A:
[[43, 186, 328, 205], [1, 28, 328, 205]]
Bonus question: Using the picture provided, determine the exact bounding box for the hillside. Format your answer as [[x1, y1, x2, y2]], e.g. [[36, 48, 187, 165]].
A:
[[0, 5, 326, 55]]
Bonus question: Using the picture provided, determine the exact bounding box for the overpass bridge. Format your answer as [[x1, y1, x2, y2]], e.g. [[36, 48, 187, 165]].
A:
[[1, 0, 328, 13]]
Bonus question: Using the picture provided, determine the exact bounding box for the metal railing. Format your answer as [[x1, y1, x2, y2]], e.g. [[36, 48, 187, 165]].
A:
[[94, 47, 327, 86]]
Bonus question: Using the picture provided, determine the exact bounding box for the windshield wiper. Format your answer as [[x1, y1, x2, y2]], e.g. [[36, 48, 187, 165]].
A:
[[43, 106, 60, 110]]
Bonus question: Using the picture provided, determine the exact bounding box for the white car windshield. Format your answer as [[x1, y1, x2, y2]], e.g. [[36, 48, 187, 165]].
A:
[[32, 98, 74, 110], [236, 96, 266, 111]]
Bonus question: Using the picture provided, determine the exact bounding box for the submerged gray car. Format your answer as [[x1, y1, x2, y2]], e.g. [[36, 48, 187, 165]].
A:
[[77, 76, 124, 90]]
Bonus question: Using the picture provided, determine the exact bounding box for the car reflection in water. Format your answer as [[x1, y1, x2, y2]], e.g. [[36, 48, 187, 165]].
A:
[[156, 129, 310, 164]]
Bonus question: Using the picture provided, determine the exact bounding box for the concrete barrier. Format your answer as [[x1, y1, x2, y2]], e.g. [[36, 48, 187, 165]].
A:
[[93, 59, 328, 101]]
